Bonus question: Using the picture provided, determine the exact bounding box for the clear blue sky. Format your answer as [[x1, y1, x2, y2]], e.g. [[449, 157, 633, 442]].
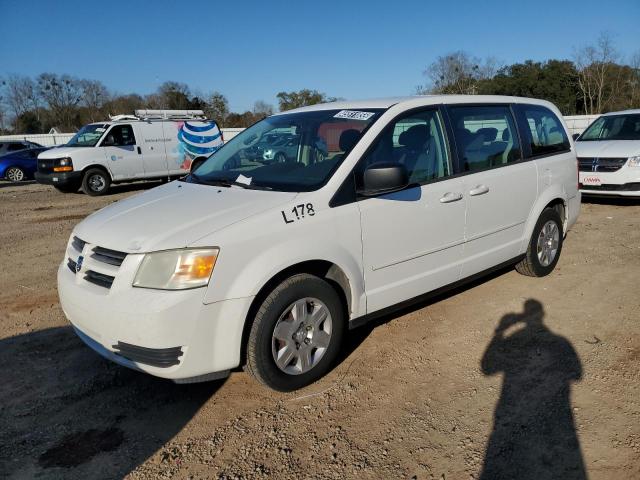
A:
[[0, 0, 638, 112]]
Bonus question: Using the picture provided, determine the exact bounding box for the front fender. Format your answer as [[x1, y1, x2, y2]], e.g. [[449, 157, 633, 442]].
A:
[[200, 202, 366, 318]]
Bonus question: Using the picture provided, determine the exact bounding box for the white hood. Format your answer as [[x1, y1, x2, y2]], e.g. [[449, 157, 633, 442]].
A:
[[74, 181, 297, 252], [37, 146, 81, 159], [575, 140, 640, 158]]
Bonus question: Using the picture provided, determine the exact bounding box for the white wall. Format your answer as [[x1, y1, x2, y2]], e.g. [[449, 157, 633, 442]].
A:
[[563, 115, 600, 136]]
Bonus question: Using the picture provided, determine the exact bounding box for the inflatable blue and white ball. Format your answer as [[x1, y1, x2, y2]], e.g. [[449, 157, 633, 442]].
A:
[[176, 121, 223, 169]]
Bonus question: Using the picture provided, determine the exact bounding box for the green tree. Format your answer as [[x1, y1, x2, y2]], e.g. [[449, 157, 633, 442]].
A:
[[276, 89, 332, 111], [478, 60, 580, 114]]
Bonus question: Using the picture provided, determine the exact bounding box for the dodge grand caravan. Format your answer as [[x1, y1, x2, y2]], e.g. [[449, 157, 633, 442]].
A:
[[576, 109, 640, 197], [59, 96, 580, 391]]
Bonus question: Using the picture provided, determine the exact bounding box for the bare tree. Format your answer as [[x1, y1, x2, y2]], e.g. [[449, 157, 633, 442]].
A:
[[420, 51, 498, 95], [252, 100, 274, 119], [4, 74, 35, 119], [574, 32, 621, 114], [203, 91, 229, 124], [37, 73, 84, 129], [80, 79, 109, 122]]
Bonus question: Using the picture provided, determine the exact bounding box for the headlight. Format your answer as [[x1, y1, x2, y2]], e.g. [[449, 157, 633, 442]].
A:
[[628, 156, 640, 167], [53, 157, 74, 172], [133, 248, 219, 290]]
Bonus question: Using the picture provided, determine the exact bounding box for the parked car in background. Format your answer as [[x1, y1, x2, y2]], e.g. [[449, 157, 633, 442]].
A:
[[0, 147, 50, 182], [262, 135, 301, 162], [59, 96, 579, 391], [0, 140, 43, 157], [576, 109, 640, 197], [35, 110, 223, 196]]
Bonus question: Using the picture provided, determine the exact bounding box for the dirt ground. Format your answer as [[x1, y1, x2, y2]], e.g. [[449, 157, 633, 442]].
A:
[[0, 180, 639, 480]]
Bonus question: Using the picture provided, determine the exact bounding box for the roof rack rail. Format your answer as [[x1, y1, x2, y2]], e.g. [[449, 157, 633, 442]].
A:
[[108, 114, 139, 121], [134, 109, 208, 120]]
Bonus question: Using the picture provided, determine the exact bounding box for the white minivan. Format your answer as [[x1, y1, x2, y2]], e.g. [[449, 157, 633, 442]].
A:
[[576, 109, 640, 196], [35, 110, 222, 196], [58, 96, 580, 391]]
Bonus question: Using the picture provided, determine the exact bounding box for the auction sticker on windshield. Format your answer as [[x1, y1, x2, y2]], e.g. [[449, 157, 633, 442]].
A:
[[582, 175, 602, 186], [334, 110, 375, 121]]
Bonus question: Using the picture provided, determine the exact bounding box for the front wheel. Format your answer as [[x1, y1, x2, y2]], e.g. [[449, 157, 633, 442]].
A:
[[5, 166, 26, 182], [246, 274, 345, 391], [516, 208, 563, 277], [82, 168, 111, 196]]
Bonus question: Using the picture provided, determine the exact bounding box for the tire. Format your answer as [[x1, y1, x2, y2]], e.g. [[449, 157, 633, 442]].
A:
[[82, 168, 111, 196], [516, 208, 563, 277], [5, 166, 26, 182], [191, 158, 205, 173], [54, 183, 80, 193], [246, 274, 345, 391]]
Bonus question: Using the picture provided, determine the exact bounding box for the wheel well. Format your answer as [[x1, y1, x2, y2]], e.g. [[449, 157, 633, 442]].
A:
[[239, 260, 352, 366], [82, 165, 112, 181], [545, 198, 566, 230]]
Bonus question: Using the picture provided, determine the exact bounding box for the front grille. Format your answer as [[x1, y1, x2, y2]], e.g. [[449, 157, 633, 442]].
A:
[[91, 246, 127, 267], [67, 258, 77, 273], [37, 158, 56, 174], [112, 342, 183, 368], [84, 270, 115, 288], [578, 157, 627, 172], [72, 236, 86, 253]]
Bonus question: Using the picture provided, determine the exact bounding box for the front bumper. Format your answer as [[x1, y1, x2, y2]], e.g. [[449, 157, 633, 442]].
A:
[[58, 260, 254, 381], [35, 170, 83, 186], [580, 182, 640, 197]]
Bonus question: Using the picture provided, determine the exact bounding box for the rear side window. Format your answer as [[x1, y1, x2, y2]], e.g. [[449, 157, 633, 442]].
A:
[[7, 143, 26, 152], [448, 105, 521, 172], [519, 105, 569, 157]]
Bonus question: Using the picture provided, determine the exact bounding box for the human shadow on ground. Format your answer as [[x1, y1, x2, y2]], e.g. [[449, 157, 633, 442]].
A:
[[479, 299, 586, 480], [0, 326, 224, 479]]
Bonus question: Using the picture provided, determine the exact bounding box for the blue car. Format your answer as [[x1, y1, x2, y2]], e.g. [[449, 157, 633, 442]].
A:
[[0, 147, 50, 182]]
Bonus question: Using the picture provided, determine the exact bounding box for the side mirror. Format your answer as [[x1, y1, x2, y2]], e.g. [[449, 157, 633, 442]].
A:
[[102, 135, 116, 147], [572, 133, 580, 141], [360, 162, 409, 196]]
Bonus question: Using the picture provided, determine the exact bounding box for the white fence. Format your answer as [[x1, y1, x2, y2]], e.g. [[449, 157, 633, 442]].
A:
[[0, 128, 246, 147], [0, 116, 599, 147], [563, 115, 600, 136]]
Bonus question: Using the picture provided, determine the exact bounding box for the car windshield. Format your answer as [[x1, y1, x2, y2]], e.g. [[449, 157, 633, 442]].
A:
[[187, 108, 384, 191], [66, 124, 108, 147], [579, 114, 640, 141]]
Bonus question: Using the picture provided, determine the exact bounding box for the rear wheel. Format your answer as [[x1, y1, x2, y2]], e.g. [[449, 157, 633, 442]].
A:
[[246, 274, 345, 391], [6, 166, 25, 182], [516, 208, 563, 277], [82, 168, 111, 196]]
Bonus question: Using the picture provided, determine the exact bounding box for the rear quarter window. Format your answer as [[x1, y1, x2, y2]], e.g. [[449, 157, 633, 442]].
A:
[[518, 105, 570, 157]]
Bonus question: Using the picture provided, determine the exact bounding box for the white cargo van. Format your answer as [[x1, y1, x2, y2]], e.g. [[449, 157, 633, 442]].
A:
[[58, 96, 580, 391], [576, 109, 640, 196], [35, 110, 222, 195]]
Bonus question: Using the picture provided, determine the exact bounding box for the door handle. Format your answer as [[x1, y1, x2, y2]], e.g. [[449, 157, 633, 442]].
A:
[[469, 184, 490, 196], [439, 192, 463, 203], [137, 146, 142, 155]]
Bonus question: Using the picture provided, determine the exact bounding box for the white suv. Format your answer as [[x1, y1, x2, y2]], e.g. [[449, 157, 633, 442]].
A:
[[576, 109, 640, 196], [58, 96, 580, 391]]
